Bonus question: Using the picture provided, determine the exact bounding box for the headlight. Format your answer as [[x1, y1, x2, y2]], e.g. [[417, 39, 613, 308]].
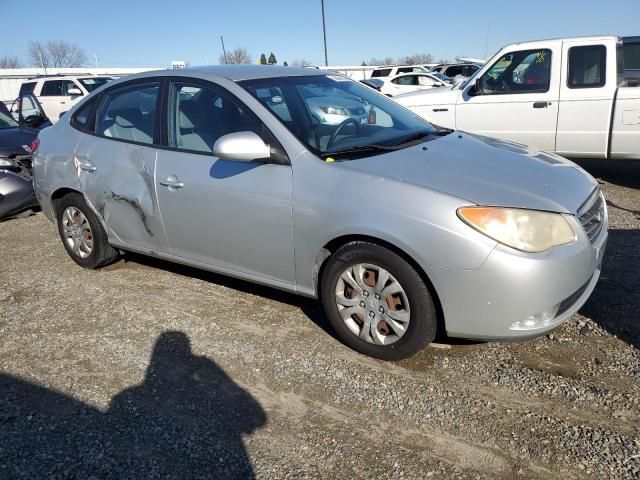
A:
[[457, 206, 576, 253], [0, 157, 14, 168], [319, 106, 347, 116]]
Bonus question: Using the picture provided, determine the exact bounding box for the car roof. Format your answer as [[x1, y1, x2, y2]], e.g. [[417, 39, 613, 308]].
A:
[[121, 65, 327, 83], [25, 74, 113, 81]]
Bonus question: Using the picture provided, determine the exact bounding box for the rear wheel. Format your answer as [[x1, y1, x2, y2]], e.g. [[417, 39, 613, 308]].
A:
[[55, 193, 119, 269], [321, 242, 437, 360]]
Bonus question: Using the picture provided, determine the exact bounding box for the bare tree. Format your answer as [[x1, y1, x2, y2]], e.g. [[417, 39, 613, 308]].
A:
[[28, 41, 50, 68], [0, 55, 22, 68], [292, 59, 312, 68], [367, 57, 395, 66], [219, 47, 252, 64], [437, 58, 451, 65], [400, 53, 434, 65], [28, 40, 87, 67]]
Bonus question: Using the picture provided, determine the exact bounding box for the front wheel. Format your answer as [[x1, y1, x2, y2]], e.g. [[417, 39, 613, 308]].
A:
[[321, 242, 437, 360], [55, 192, 119, 269]]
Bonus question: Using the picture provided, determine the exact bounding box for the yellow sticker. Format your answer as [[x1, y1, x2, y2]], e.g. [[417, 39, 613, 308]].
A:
[[326, 157, 335, 163]]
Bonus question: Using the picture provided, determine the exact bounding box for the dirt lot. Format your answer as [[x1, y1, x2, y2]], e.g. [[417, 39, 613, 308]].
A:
[[1, 160, 639, 479]]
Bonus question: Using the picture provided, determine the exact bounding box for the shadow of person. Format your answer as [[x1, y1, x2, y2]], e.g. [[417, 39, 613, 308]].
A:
[[0, 331, 266, 479]]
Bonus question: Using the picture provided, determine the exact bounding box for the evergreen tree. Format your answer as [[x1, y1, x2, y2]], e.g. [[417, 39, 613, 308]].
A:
[[283, 60, 288, 66], [259, 53, 267, 65], [268, 52, 277, 64]]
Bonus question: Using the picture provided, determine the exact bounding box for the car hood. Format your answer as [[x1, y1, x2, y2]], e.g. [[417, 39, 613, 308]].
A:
[[394, 86, 460, 106], [336, 132, 597, 214], [0, 126, 38, 157]]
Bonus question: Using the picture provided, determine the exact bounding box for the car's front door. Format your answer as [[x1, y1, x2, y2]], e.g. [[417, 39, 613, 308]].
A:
[[75, 80, 169, 252], [456, 46, 560, 151], [155, 80, 295, 286]]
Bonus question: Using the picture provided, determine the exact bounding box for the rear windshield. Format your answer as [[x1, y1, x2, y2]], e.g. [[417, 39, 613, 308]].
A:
[[79, 77, 113, 92]]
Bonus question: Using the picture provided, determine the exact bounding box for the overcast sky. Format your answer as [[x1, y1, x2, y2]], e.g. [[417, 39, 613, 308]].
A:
[[2, 0, 639, 67]]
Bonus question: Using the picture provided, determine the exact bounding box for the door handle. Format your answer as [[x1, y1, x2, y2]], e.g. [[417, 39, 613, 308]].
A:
[[159, 175, 184, 189], [533, 102, 551, 109]]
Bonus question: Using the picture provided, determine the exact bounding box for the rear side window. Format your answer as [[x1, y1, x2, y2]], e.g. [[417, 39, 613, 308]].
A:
[[445, 66, 464, 77], [371, 68, 392, 78], [568, 45, 606, 88], [96, 82, 159, 145], [71, 97, 98, 131], [40, 80, 78, 96], [19, 82, 36, 96]]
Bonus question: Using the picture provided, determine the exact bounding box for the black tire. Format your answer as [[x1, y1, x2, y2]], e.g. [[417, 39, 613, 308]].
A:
[[320, 241, 437, 361], [55, 192, 119, 269]]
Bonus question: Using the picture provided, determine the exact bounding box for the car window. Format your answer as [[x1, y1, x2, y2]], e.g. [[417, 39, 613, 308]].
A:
[[241, 75, 436, 155], [72, 97, 98, 131], [40, 80, 78, 96], [394, 75, 418, 86], [418, 76, 434, 86], [397, 67, 412, 74], [624, 41, 640, 70], [19, 82, 36, 96], [445, 66, 464, 77], [465, 65, 479, 77], [79, 77, 113, 92], [479, 49, 551, 94], [371, 69, 392, 78], [169, 82, 266, 154], [568, 45, 606, 88], [96, 82, 159, 145]]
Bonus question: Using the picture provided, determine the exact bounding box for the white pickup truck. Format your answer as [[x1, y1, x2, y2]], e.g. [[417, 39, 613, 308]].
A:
[[395, 36, 640, 159]]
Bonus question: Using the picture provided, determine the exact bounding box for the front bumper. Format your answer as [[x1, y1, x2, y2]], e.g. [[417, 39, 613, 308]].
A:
[[429, 214, 608, 340]]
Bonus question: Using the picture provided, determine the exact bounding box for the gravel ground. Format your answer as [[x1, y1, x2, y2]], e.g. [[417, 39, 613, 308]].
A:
[[0, 160, 639, 479]]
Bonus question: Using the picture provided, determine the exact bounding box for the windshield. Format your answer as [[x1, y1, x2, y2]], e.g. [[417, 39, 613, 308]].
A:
[[240, 75, 437, 156], [0, 111, 19, 129], [79, 77, 113, 92], [431, 72, 453, 84]]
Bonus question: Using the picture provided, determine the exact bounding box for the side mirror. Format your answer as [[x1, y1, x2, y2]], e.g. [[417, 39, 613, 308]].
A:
[[213, 131, 271, 162], [67, 87, 83, 96], [470, 78, 483, 96], [434, 82, 444, 87]]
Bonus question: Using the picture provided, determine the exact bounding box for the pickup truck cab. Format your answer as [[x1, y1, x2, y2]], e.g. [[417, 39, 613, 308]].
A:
[[395, 36, 640, 159]]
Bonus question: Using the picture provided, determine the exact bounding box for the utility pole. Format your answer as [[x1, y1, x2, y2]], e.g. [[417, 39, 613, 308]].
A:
[[220, 36, 228, 64], [321, 0, 328, 66]]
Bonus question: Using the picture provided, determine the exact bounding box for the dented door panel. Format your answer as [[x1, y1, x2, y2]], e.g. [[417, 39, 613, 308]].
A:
[[75, 135, 168, 251]]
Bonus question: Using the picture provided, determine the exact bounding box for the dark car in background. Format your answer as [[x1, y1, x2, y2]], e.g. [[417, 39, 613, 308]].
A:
[[0, 95, 50, 220]]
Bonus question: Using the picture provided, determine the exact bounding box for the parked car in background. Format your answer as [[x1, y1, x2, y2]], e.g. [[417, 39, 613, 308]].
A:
[[396, 36, 640, 160], [431, 63, 481, 79], [0, 94, 49, 220], [380, 72, 449, 96], [369, 65, 429, 79], [14, 75, 113, 122], [33, 65, 607, 360]]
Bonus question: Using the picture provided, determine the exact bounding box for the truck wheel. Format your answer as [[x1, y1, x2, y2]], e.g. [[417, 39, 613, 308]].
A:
[[321, 241, 437, 360], [55, 192, 119, 269]]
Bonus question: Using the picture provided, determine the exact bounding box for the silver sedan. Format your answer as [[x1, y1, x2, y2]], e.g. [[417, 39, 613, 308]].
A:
[[32, 66, 607, 360]]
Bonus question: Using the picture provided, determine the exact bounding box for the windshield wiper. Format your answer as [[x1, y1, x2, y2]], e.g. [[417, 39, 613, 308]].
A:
[[321, 129, 454, 160], [392, 128, 452, 147], [320, 144, 396, 159]]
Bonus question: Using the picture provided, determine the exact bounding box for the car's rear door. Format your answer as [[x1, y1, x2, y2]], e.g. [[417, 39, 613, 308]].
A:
[[155, 78, 295, 286], [456, 43, 560, 151], [74, 80, 169, 252], [555, 39, 618, 158]]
